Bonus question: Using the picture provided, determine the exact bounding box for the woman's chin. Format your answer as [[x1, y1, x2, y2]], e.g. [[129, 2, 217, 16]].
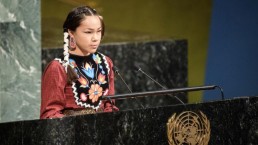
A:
[[90, 49, 98, 54]]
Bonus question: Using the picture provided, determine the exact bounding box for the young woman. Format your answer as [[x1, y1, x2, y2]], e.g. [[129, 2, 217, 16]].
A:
[[40, 6, 119, 119]]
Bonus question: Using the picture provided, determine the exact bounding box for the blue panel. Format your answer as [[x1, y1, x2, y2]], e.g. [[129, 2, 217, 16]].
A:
[[205, 0, 258, 101]]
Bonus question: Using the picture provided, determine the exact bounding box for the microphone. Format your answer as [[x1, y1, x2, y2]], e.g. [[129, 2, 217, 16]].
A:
[[113, 66, 132, 93], [113, 66, 145, 109], [134, 65, 185, 105], [134, 65, 167, 90]]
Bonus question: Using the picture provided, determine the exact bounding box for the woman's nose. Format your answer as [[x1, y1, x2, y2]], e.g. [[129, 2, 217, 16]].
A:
[[92, 33, 99, 41]]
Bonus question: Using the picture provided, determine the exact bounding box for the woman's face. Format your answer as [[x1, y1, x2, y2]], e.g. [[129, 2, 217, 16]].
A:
[[70, 16, 102, 56]]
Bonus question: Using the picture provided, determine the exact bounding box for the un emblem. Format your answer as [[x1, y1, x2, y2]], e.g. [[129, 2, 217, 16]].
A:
[[167, 111, 210, 145]]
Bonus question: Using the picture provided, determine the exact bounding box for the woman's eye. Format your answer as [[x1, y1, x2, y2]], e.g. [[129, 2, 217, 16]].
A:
[[84, 31, 92, 34]]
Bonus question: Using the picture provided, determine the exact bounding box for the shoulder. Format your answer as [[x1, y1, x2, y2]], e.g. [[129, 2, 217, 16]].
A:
[[97, 52, 113, 65], [97, 52, 114, 75], [46, 59, 64, 69], [43, 59, 65, 75], [105, 56, 113, 65]]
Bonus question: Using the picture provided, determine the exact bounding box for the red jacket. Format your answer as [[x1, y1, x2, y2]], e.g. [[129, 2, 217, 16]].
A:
[[40, 56, 118, 119]]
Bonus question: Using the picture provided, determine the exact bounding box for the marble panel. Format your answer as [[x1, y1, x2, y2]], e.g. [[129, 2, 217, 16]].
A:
[[0, 0, 41, 123]]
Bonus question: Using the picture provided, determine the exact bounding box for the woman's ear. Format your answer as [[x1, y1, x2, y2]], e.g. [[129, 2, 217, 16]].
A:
[[67, 29, 76, 50], [68, 29, 74, 37]]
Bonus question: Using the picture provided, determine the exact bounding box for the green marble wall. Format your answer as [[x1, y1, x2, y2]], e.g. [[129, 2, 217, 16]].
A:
[[0, 0, 41, 123]]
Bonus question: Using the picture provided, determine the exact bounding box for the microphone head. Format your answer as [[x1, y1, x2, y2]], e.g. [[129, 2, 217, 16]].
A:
[[112, 66, 119, 74], [133, 64, 141, 71]]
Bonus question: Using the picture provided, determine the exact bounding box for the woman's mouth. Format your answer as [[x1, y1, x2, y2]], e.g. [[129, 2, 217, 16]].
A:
[[90, 45, 98, 48]]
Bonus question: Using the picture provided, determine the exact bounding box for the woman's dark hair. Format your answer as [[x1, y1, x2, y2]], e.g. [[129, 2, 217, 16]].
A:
[[63, 6, 105, 37], [63, 6, 105, 84]]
